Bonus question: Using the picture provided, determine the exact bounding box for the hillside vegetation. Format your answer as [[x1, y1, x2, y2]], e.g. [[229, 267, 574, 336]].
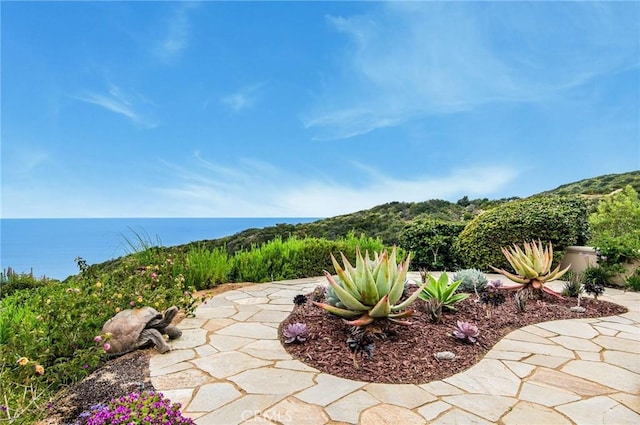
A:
[[176, 170, 639, 255]]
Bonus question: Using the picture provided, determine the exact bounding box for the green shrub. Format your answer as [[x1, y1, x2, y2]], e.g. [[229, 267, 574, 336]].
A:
[[561, 271, 585, 298], [0, 268, 56, 299], [589, 185, 640, 272], [582, 264, 608, 299], [625, 267, 640, 292], [399, 219, 465, 270], [230, 234, 390, 283], [180, 245, 232, 290], [453, 269, 488, 294], [454, 196, 589, 271]]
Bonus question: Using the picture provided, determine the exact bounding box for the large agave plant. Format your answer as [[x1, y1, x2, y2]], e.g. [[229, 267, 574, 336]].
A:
[[489, 240, 570, 298], [312, 247, 425, 326]]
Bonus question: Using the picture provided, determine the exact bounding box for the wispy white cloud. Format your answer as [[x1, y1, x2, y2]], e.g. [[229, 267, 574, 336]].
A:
[[153, 2, 200, 63], [2, 151, 518, 218], [220, 83, 268, 113], [304, 2, 640, 140], [152, 154, 519, 217], [74, 84, 157, 128], [1, 146, 50, 179]]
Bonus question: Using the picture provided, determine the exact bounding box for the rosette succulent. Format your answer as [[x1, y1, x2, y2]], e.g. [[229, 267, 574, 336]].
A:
[[452, 321, 480, 343], [313, 247, 425, 326], [490, 240, 570, 298], [283, 322, 308, 343]]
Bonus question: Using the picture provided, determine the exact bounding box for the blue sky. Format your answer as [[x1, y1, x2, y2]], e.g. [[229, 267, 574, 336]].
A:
[[2, 1, 639, 218]]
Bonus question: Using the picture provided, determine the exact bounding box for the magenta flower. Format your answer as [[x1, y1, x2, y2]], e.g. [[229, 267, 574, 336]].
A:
[[103, 343, 111, 352], [94, 335, 102, 343], [151, 272, 157, 279]]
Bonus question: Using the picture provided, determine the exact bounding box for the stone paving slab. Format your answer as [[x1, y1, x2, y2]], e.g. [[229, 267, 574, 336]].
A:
[[149, 278, 640, 425]]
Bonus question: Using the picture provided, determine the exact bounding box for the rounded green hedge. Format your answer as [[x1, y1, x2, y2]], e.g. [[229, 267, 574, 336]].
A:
[[454, 196, 589, 271], [399, 219, 465, 270]]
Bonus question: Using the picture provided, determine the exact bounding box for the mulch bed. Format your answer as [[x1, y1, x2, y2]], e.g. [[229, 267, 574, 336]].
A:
[[280, 287, 627, 384]]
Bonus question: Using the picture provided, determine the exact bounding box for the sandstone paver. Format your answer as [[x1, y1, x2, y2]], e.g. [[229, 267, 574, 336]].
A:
[[561, 360, 640, 393], [359, 404, 424, 425], [192, 351, 270, 378], [518, 381, 582, 406], [592, 334, 640, 352], [502, 401, 572, 425], [296, 374, 365, 406], [216, 322, 278, 339], [417, 400, 451, 421], [229, 367, 316, 395], [187, 383, 242, 412], [239, 339, 291, 360], [536, 320, 598, 339], [431, 408, 492, 425], [556, 395, 640, 425], [262, 397, 329, 425], [444, 359, 521, 396], [441, 394, 517, 422], [363, 383, 436, 408], [324, 390, 379, 423]]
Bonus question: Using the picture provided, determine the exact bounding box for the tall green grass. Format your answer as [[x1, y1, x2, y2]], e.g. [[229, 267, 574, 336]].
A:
[[181, 245, 232, 290]]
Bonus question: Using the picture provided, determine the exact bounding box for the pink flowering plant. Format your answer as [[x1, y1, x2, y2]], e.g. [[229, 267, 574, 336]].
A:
[[0, 250, 202, 423], [75, 391, 194, 425]]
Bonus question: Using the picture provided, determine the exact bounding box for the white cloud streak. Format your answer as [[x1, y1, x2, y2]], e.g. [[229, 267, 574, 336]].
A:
[[152, 154, 519, 218], [74, 84, 157, 128], [153, 2, 199, 63], [304, 2, 640, 140], [220, 83, 268, 113], [2, 153, 518, 218]]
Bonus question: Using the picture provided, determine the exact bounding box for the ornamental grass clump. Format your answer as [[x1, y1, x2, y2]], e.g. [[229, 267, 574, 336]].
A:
[[313, 246, 425, 326], [490, 240, 570, 311], [77, 391, 193, 425]]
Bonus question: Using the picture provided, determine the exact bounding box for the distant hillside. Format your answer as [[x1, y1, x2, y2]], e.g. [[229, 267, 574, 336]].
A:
[[540, 170, 640, 197], [182, 171, 639, 254]]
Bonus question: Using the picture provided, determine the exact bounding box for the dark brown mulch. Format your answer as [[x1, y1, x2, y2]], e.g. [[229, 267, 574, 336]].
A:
[[280, 288, 627, 384]]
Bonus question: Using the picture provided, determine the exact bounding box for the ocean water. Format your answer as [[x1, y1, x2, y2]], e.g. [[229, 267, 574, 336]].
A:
[[0, 218, 319, 280]]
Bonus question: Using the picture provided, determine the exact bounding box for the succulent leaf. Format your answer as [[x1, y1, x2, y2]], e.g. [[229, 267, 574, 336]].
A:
[[315, 246, 415, 325]]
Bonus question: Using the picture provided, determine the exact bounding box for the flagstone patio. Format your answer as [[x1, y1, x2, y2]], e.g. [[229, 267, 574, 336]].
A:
[[150, 274, 640, 424]]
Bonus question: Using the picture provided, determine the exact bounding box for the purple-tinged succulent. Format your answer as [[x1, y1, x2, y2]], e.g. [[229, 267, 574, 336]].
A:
[[487, 279, 503, 290], [452, 321, 480, 343], [283, 322, 309, 343]]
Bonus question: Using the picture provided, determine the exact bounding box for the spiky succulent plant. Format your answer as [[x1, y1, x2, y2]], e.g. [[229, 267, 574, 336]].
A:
[[452, 321, 480, 343], [312, 246, 425, 326], [490, 240, 570, 298], [283, 322, 308, 343]]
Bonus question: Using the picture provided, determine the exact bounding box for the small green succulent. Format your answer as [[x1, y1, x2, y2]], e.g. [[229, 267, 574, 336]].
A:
[[418, 273, 469, 322], [313, 246, 425, 326]]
